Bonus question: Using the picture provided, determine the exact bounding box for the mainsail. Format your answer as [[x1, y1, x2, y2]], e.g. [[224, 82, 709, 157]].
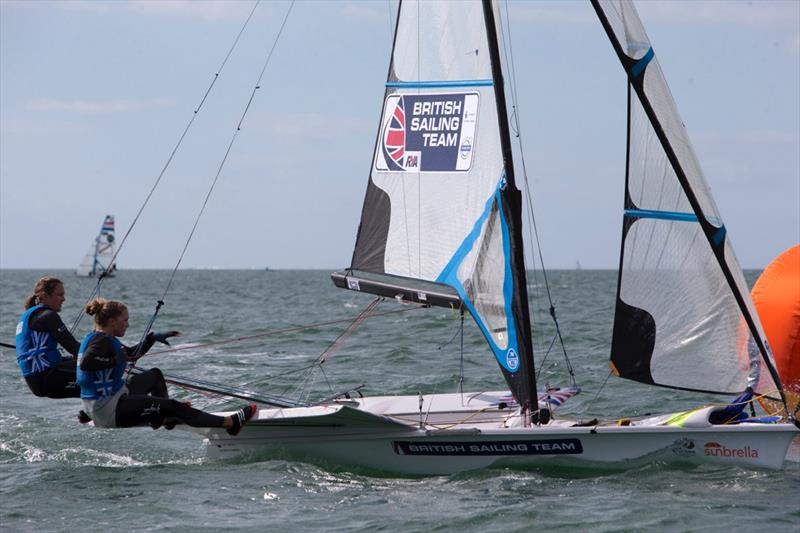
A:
[[332, 0, 537, 411], [592, 1, 783, 399], [76, 215, 117, 277]]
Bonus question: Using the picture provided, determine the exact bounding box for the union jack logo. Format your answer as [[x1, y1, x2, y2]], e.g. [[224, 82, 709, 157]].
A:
[[93, 368, 116, 398], [25, 331, 52, 373], [538, 386, 581, 407], [101, 215, 114, 235], [382, 97, 407, 170]]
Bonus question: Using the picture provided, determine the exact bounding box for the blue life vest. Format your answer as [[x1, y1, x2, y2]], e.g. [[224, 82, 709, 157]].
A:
[[77, 332, 126, 400], [15, 304, 63, 377]]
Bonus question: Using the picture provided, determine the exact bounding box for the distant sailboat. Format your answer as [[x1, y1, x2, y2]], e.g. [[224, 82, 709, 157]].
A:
[[76, 215, 117, 277]]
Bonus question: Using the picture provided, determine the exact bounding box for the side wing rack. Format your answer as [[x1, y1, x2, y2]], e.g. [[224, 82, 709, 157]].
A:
[[331, 270, 462, 309]]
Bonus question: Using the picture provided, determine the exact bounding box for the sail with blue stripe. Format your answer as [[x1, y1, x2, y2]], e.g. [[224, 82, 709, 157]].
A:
[[593, 0, 782, 398], [333, 0, 537, 412]]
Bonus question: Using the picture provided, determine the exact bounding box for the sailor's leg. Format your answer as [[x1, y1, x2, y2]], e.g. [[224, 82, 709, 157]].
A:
[[126, 368, 169, 397], [38, 359, 81, 399], [115, 394, 227, 429]]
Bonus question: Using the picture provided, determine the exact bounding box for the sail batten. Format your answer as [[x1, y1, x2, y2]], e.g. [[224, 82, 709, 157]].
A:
[[624, 209, 698, 223], [386, 80, 494, 88], [331, 270, 461, 309]]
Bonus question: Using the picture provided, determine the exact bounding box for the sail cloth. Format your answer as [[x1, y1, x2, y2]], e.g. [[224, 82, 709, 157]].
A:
[[76, 215, 117, 277], [339, 0, 536, 409], [593, 0, 781, 397]]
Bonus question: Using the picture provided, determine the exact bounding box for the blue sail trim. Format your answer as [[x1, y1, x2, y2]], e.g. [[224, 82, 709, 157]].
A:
[[386, 80, 493, 88], [713, 225, 727, 246], [631, 47, 654, 78], [436, 174, 520, 373], [626, 209, 726, 241], [625, 209, 697, 222]]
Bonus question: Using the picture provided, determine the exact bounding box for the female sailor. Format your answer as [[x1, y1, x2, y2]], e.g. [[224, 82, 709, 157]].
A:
[[77, 298, 256, 433], [15, 277, 82, 398]]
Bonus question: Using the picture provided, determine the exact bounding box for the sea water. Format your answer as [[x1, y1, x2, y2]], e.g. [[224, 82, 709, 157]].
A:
[[1, 269, 797, 531]]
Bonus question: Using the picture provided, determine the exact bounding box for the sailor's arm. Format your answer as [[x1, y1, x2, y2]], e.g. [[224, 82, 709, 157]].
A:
[[29, 309, 80, 357], [121, 331, 179, 359], [121, 334, 157, 360], [79, 336, 124, 371]]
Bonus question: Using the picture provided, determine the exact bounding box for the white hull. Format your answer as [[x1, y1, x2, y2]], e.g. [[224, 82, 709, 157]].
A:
[[189, 392, 799, 475]]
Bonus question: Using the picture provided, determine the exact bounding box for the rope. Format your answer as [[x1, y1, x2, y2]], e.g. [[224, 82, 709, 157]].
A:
[[69, 1, 263, 335], [498, 1, 577, 387], [132, 0, 296, 354], [390, 406, 504, 431], [135, 303, 427, 360], [579, 368, 613, 423], [318, 297, 382, 365]]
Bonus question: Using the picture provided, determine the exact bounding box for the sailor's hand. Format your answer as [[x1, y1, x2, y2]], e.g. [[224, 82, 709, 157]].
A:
[[151, 331, 181, 346]]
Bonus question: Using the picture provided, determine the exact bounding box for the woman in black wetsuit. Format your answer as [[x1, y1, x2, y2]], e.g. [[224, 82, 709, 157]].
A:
[[76, 298, 256, 433], [15, 277, 82, 398]]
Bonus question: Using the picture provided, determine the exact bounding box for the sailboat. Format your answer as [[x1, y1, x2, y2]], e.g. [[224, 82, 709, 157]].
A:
[[184, 0, 798, 474], [76, 215, 117, 278]]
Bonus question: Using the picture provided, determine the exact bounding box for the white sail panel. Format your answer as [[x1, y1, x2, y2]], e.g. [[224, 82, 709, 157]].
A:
[[393, 1, 492, 83], [599, 0, 724, 223], [618, 217, 776, 393], [457, 192, 512, 352], [347, 0, 533, 387], [76, 246, 96, 277], [600, 0, 781, 396]]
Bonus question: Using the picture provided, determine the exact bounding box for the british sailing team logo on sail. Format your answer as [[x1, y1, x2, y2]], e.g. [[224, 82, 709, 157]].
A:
[[376, 92, 479, 172]]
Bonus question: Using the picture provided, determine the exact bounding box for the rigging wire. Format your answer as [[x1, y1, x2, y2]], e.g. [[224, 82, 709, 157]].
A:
[[288, 297, 384, 401], [69, 0, 263, 335], [318, 297, 383, 365], [459, 310, 465, 397], [129, 0, 296, 360], [137, 296, 420, 361], [498, 0, 577, 387], [139, 299, 427, 402], [582, 368, 613, 423]]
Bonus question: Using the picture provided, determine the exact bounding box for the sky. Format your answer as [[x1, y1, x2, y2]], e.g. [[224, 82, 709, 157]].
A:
[[1, 0, 798, 270]]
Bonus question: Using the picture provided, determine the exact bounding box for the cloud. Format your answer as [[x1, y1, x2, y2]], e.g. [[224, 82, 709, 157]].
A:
[[694, 129, 799, 146], [251, 111, 372, 141], [505, 1, 799, 40], [13, 0, 259, 22], [786, 32, 800, 57], [339, 1, 392, 23], [506, 3, 595, 26], [27, 98, 176, 114], [637, 0, 800, 31]]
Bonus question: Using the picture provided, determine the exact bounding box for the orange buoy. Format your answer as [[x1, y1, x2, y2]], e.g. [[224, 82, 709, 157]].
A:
[[751, 245, 800, 412]]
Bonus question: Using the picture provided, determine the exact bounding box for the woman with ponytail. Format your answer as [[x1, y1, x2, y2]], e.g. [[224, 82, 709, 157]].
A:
[[77, 298, 256, 434], [15, 277, 82, 398]]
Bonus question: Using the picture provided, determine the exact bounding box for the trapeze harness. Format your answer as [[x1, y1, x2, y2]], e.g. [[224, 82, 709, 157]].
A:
[[77, 331, 128, 427], [16, 304, 81, 398]]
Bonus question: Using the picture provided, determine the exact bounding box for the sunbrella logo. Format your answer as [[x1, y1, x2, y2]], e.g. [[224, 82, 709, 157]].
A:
[[703, 441, 759, 458]]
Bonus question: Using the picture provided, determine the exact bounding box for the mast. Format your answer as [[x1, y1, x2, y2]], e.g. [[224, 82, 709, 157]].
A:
[[482, 0, 538, 417], [92, 234, 100, 276]]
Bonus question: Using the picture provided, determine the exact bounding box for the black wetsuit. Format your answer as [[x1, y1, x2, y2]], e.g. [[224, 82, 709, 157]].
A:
[[79, 334, 227, 429], [23, 308, 81, 398]]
